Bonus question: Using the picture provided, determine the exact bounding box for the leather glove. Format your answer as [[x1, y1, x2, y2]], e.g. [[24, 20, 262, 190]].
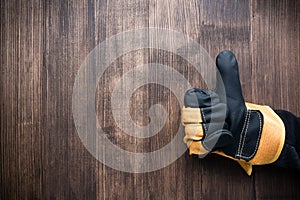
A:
[[182, 50, 286, 175]]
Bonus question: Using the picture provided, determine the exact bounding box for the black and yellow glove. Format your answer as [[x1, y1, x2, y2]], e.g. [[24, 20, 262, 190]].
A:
[[182, 50, 285, 175]]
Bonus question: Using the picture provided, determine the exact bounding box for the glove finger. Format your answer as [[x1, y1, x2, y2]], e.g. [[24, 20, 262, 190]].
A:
[[204, 122, 229, 134], [185, 140, 209, 155], [215, 50, 245, 110], [184, 88, 219, 108], [183, 88, 226, 124], [200, 103, 227, 123], [183, 124, 204, 142], [202, 129, 233, 151], [184, 129, 232, 155], [182, 107, 203, 124]]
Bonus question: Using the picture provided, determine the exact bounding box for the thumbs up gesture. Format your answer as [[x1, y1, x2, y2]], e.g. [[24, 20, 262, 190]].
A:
[[182, 50, 285, 175]]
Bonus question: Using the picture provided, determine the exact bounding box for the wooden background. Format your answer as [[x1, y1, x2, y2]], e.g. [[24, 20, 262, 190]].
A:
[[1, 0, 300, 199]]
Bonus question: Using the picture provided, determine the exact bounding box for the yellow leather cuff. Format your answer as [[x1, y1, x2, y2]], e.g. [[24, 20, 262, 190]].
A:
[[214, 102, 286, 175]]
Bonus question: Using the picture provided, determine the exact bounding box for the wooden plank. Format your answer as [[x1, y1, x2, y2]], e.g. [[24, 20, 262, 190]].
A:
[[92, 0, 154, 199], [1, 0, 44, 199], [148, 1, 204, 199], [1, 0, 300, 199], [148, 0, 254, 199], [251, 0, 300, 199], [42, 0, 100, 199], [197, 1, 255, 199]]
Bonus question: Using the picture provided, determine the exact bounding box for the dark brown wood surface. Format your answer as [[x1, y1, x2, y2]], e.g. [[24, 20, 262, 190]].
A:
[[1, 0, 300, 199]]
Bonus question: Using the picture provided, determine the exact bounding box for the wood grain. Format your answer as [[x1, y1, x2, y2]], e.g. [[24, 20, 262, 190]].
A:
[[1, 0, 300, 199], [251, 1, 300, 199]]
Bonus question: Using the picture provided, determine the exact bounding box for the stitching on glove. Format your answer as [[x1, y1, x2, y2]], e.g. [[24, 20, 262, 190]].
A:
[[200, 108, 208, 133], [237, 110, 250, 156], [200, 108, 207, 123], [202, 123, 208, 133], [239, 110, 252, 156], [239, 111, 263, 160]]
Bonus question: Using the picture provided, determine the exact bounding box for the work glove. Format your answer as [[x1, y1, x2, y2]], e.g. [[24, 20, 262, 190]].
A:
[[182, 50, 286, 175]]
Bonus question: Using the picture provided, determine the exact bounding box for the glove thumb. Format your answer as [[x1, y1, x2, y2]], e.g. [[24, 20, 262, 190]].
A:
[[215, 50, 245, 114]]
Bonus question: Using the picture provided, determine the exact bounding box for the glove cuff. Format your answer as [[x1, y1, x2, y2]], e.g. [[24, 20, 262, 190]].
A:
[[245, 102, 285, 165], [215, 102, 286, 175]]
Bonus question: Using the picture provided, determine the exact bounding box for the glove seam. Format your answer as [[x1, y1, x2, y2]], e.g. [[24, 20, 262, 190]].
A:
[[238, 111, 263, 160], [237, 110, 250, 157], [200, 108, 208, 133], [239, 110, 252, 157], [202, 123, 208, 133], [200, 108, 207, 123]]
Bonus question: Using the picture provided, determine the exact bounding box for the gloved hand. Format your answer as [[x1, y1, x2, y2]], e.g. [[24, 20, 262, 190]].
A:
[[182, 50, 286, 175]]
